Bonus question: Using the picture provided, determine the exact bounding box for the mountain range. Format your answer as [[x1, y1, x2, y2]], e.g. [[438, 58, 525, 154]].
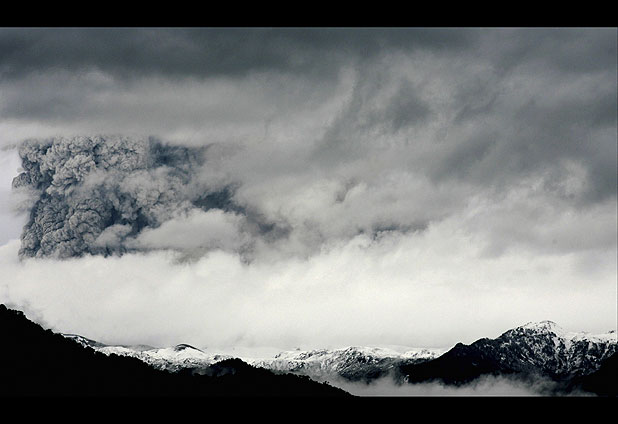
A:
[[1, 304, 616, 396], [62, 318, 617, 396]]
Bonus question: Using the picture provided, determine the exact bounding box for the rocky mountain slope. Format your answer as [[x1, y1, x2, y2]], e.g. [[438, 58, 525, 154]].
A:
[[251, 346, 444, 383], [401, 320, 616, 389]]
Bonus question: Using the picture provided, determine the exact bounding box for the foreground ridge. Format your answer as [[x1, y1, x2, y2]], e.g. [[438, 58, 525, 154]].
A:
[[0, 304, 349, 397]]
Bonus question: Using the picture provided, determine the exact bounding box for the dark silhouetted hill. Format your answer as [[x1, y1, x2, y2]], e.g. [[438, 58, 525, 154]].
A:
[[0, 304, 350, 397]]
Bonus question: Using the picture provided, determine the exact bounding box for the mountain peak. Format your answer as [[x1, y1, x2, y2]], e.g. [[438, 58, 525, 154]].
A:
[[520, 320, 561, 331], [502, 321, 570, 341], [509, 321, 617, 344]]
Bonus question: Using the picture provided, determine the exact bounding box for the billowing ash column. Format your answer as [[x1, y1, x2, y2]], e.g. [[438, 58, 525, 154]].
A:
[[12, 135, 214, 259]]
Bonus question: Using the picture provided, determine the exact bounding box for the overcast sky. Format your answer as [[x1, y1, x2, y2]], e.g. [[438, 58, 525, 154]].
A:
[[0, 28, 616, 351]]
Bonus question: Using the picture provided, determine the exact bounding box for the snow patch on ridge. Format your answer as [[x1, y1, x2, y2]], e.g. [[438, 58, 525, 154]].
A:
[[517, 321, 617, 345]]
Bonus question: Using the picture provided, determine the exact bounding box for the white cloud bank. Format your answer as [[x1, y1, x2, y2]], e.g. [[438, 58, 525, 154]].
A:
[[1, 200, 615, 351], [330, 374, 592, 397]]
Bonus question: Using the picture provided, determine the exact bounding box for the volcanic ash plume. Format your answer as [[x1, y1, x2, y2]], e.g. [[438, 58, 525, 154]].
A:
[[11, 135, 242, 259]]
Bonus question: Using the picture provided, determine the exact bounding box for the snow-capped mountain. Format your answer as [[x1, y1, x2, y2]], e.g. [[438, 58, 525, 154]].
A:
[[62, 335, 233, 372], [401, 320, 617, 385], [251, 346, 445, 382], [491, 321, 616, 377]]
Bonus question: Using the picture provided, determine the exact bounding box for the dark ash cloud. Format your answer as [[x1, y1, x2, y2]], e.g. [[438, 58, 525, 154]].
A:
[[11, 135, 252, 258]]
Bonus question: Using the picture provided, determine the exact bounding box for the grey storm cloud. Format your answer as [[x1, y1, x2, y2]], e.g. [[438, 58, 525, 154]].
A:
[[0, 27, 478, 81], [2, 27, 617, 261]]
